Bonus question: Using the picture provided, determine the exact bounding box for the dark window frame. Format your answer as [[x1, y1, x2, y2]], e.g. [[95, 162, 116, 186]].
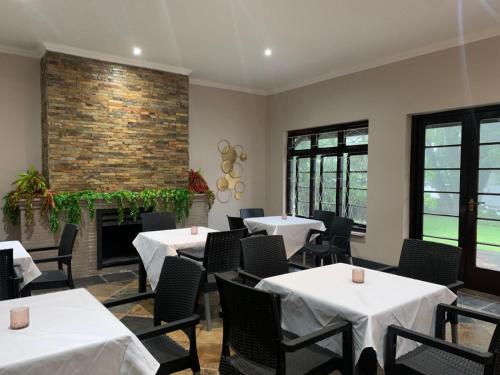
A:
[[286, 120, 368, 231]]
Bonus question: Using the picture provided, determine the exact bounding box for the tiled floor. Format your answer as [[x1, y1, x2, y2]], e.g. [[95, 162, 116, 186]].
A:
[[44, 266, 500, 374]]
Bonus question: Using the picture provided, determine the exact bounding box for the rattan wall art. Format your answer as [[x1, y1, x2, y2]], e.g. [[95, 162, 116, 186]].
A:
[[216, 139, 247, 203]]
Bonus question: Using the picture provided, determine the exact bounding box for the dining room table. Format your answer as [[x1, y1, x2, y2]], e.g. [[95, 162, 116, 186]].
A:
[[256, 262, 457, 374], [243, 215, 326, 259], [0, 288, 159, 375], [133, 226, 218, 292], [0, 240, 41, 290]]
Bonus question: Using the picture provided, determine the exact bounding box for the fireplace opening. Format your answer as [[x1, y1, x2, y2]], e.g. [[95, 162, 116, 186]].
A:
[[96, 208, 148, 268]]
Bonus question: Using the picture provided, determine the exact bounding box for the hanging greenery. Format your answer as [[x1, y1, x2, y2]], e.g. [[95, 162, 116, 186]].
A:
[[3, 168, 197, 233]]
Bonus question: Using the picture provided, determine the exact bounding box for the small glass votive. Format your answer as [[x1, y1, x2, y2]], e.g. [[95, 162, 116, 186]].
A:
[[352, 268, 365, 284], [281, 212, 287, 220], [191, 226, 198, 235], [10, 306, 29, 330]]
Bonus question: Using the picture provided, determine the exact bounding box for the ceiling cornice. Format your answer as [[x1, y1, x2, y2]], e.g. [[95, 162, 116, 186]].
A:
[[0, 44, 43, 59], [269, 25, 500, 95], [189, 78, 268, 96], [43, 42, 192, 76]]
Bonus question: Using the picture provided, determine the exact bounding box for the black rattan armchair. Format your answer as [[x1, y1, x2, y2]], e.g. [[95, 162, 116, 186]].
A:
[[227, 215, 268, 236], [28, 223, 78, 292], [385, 303, 499, 375], [0, 248, 22, 300], [299, 210, 336, 264], [239, 235, 308, 286], [138, 212, 177, 293], [177, 228, 247, 331], [240, 208, 265, 219], [105, 256, 204, 374], [216, 274, 354, 375]]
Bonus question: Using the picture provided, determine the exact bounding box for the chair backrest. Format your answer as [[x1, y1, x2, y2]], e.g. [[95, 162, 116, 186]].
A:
[[240, 208, 265, 219], [154, 256, 204, 323], [312, 210, 336, 238], [216, 274, 283, 371], [327, 216, 354, 255], [204, 229, 247, 274], [58, 224, 79, 264], [141, 212, 176, 232], [0, 249, 14, 301], [241, 235, 289, 278], [227, 215, 245, 230], [397, 239, 462, 286]]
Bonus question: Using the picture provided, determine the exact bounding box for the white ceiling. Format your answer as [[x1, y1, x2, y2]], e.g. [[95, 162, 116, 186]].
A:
[[2, 0, 500, 94]]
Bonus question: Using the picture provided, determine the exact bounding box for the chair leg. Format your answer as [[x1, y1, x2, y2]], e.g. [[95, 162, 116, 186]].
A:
[[302, 251, 306, 265], [204, 292, 212, 331]]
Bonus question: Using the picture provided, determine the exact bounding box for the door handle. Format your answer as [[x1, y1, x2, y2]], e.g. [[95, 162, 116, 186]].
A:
[[468, 198, 485, 212]]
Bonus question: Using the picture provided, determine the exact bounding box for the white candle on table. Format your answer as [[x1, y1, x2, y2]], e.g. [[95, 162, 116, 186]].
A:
[[10, 306, 29, 329], [352, 268, 365, 284]]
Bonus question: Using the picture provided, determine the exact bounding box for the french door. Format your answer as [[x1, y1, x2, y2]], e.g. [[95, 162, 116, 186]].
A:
[[411, 104, 500, 295]]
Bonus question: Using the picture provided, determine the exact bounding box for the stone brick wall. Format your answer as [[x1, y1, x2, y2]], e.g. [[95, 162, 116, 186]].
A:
[[41, 51, 189, 192]]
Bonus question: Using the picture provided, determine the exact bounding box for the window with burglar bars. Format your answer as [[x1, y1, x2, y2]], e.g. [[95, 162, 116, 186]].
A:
[[287, 121, 368, 230]]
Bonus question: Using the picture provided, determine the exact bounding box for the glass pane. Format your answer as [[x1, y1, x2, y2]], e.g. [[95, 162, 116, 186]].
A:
[[314, 157, 321, 210], [348, 189, 367, 207], [423, 236, 458, 247], [424, 147, 461, 169], [348, 206, 367, 225], [318, 132, 338, 148], [297, 202, 309, 217], [349, 171, 367, 189], [476, 243, 500, 271], [297, 158, 310, 217], [477, 195, 500, 220], [349, 154, 368, 171], [423, 192, 460, 216], [425, 123, 461, 146], [478, 170, 500, 194], [479, 144, 500, 168], [423, 214, 459, 240], [424, 170, 460, 192], [480, 119, 500, 144], [477, 219, 500, 246], [323, 156, 337, 172], [292, 135, 311, 150], [288, 158, 297, 215], [321, 188, 336, 206], [346, 128, 368, 145]]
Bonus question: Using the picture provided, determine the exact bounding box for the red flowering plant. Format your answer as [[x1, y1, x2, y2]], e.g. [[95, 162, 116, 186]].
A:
[[188, 169, 215, 208]]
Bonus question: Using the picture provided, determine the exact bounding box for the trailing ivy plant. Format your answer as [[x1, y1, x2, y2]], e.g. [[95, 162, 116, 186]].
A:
[[3, 169, 197, 232]]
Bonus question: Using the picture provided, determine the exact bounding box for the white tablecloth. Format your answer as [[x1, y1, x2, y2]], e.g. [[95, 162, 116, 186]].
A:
[[133, 227, 218, 290], [244, 216, 326, 259], [0, 241, 41, 288], [256, 263, 457, 367], [0, 288, 159, 375]]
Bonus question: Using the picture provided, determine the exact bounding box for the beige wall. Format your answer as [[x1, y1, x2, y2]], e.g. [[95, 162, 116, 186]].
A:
[[189, 84, 267, 230], [0, 53, 41, 240], [266, 35, 500, 265]]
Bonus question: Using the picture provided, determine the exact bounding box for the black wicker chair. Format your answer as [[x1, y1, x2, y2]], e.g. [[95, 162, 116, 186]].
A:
[[240, 208, 265, 219], [0, 248, 22, 300], [301, 216, 354, 266], [138, 212, 177, 292], [239, 235, 308, 286], [227, 215, 268, 236], [299, 210, 336, 264], [216, 273, 354, 375], [385, 303, 500, 375], [105, 256, 204, 375], [177, 228, 247, 331], [28, 223, 78, 291]]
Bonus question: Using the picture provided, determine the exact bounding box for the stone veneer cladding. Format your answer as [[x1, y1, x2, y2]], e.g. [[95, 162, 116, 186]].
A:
[[41, 51, 189, 192]]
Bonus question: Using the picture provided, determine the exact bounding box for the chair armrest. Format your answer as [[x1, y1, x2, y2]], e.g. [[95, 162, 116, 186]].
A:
[[386, 325, 494, 366], [379, 265, 398, 273], [437, 303, 500, 325], [238, 270, 262, 284], [306, 229, 326, 243], [288, 261, 310, 271], [281, 320, 352, 353], [34, 254, 72, 264], [103, 291, 155, 308], [26, 246, 58, 253], [247, 229, 268, 237], [177, 248, 204, 262], [136, 314, 200, 341], [446, 280, 464, 294]]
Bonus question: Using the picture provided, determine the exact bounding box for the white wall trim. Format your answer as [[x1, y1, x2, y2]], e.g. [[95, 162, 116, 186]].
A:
[[270, 25, 500, 95], [43, 42, 192, 75], [189, 78, 268, 96], [0, 44, 43, 59]]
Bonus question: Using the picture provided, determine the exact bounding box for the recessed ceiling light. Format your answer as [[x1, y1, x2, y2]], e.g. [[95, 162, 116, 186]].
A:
[[133, 47, 142, 56], [264, 48, 272, 57]]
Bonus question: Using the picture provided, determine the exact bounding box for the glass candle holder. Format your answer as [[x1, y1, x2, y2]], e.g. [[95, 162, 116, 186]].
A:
[[352, 268, 365, 284], [191, 226, 198, 235], [10, 306, 29, 330], [281, 212, 287, 220]]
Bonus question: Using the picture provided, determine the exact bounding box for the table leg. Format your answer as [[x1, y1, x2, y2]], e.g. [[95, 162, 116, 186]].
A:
[[138, 259, 147, 293], [355, 348, 378, 375]]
